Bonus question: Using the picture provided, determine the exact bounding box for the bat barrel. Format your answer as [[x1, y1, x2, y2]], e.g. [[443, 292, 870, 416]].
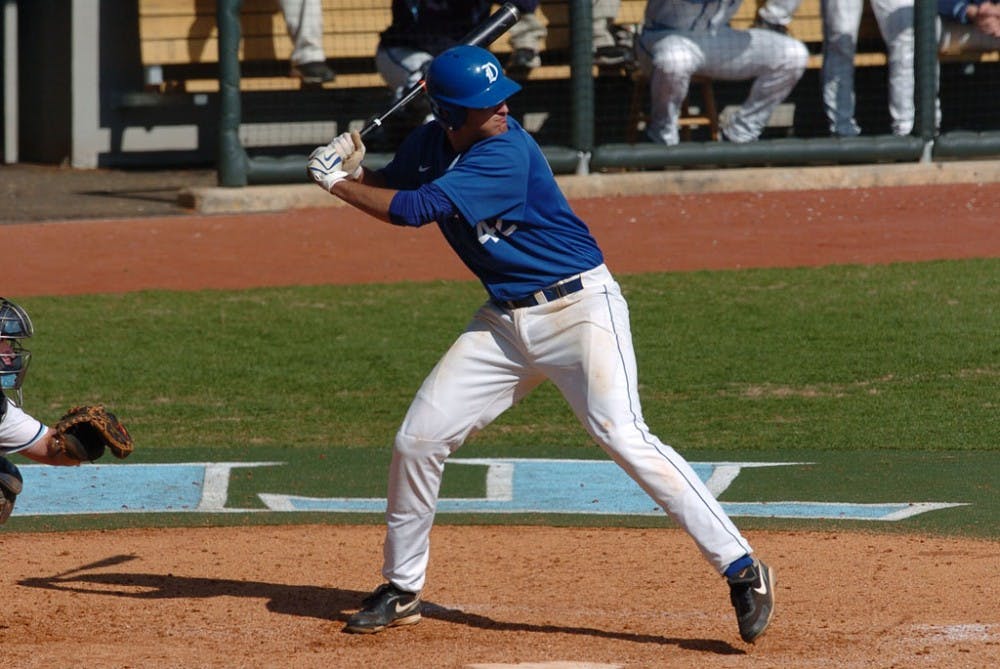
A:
[[460, 3, 521, 47]]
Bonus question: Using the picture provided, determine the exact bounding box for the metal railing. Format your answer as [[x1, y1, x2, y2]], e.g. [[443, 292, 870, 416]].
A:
[[216, 0, 1000, 186]]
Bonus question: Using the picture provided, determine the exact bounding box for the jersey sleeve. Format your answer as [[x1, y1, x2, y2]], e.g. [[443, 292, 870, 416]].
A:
[[388, 183, 460, 227], [0, 400, 47, 455]]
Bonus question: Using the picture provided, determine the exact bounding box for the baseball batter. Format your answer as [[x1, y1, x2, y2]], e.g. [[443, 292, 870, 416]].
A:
[[306, 45, 775, 643], [636, 0, 808, 144]]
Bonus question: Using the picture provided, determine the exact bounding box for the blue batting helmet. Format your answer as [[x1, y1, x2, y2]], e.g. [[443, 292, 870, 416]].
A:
[[425, 45, 522, 130]]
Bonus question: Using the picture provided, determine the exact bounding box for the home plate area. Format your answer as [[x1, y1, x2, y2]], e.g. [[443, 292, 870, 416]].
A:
[[465, 662, 625, 669]]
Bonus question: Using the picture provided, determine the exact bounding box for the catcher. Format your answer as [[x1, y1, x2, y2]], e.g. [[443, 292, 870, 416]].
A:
[[0, 297, 134, 524]]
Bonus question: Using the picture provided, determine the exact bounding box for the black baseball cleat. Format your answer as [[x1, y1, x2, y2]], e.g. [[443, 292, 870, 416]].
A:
[[505, 48, 540, 78], [290, 61, 335, 84], [752, 17, 789, 35], [727, 559, 775, 643], [344, 583, 422, 634], [593, 44, 633, 67]]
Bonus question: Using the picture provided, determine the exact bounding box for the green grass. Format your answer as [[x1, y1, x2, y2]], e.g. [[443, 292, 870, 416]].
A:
[[9, 258, 999, 537]]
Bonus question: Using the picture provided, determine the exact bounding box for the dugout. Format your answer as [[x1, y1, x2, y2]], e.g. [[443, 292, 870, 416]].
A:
[[2, 0, 999, 175]]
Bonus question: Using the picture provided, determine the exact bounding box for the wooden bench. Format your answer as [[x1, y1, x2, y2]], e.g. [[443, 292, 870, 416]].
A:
[[136, 0, 639, 95], [138, 0, 391, 93], [137, 0, 995, 140]]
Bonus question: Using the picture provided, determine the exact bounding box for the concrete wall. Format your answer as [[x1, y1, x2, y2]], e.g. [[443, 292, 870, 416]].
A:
[[10, 0, 217, 168]]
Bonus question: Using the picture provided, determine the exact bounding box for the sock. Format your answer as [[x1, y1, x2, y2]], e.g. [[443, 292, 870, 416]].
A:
[[724, 554, 754, 579]]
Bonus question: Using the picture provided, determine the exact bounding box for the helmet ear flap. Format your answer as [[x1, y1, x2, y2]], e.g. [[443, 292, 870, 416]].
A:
[[428, 96, 467, 131]]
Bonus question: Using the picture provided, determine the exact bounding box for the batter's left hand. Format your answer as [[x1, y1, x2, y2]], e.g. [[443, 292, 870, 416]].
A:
[[307, 130, 366, 192], [307, 146, 350, 192], [336, 130, 366, 178]]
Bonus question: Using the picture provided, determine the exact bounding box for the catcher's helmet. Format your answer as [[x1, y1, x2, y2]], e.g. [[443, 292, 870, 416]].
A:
[[0, 298, 33, 407], [425, 45, 521, 130]]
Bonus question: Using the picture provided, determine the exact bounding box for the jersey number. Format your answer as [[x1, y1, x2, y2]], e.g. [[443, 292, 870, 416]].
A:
[[476, 219, 518, 244]]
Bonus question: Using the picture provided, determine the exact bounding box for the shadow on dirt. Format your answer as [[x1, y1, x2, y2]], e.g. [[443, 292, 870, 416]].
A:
[[19, 554, 744, 655]]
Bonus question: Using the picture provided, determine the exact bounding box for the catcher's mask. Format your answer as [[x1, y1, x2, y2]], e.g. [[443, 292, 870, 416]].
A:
[[0, 298, 33, 407], [425, 45, 521, 131]]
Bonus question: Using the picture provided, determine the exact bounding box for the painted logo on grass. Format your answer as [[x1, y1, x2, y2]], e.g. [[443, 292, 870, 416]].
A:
[[12, 459, 965, 521]]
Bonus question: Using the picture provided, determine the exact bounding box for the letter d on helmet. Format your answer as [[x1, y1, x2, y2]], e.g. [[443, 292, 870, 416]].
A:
[[425, 45, 522, 130]]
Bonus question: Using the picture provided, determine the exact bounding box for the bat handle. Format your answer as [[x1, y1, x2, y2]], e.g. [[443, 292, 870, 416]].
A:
[[356, 2, 521, 139], [360, 81, 426, 139]]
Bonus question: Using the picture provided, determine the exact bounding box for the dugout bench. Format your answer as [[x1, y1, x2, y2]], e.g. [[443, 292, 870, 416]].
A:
[[132, 0, 724, 147], [135, 0, 640, 95], [133, 0, 997, 155]]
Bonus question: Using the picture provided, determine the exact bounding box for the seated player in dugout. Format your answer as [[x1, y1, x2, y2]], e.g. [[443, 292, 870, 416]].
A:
[[306, 45, 776, 644], [280, 0, 335, 84], [505, 0, 637, 76], [0, 298, 134, 524], [637, 0, 808, 144]]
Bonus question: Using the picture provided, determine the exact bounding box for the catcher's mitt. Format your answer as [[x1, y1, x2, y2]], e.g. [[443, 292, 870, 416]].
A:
[[0, 456, 23, 524], [52, 404, 134, 463]]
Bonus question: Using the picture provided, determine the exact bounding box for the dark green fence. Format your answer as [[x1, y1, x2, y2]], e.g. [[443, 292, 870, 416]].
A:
[[217, 0, 1000, 186]]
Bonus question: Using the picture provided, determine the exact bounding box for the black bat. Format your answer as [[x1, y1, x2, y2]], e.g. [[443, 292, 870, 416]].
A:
[[359, 2, 523, 138]]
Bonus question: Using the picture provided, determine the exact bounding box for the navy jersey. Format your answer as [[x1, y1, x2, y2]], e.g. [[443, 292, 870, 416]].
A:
[[380, 0, 540, 54], [939, 0, 987, 21], [378, 117, 604, 302], [644, 0, 742, 31]]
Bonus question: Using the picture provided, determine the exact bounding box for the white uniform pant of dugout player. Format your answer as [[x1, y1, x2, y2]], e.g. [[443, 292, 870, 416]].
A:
[[382, 264, 753, 593], [279, 0, 325, 66], [822, 0, 917, 136], [637, 27, 808, 145], [760, 0, 931, 136]]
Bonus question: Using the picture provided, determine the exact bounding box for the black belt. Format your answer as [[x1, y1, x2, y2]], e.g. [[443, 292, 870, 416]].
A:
[[496, 276, 585, 310]]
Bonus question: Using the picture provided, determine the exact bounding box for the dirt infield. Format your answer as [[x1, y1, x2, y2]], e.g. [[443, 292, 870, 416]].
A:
[[5, 183, 1000, 297], [1, 526, 997, 668], [3, 182, 998, 667]]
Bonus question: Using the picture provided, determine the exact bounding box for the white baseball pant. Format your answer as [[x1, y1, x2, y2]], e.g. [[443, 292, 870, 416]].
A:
[[380, 264, 753, 593], [638, 27, 808, 144], [822, 0, 915, 136], [279, 0, 326, 66], [375, 46, 435, 104]]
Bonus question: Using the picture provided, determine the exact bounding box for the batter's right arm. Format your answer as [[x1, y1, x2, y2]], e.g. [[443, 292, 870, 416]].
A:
[[328, 179, 398, 224]]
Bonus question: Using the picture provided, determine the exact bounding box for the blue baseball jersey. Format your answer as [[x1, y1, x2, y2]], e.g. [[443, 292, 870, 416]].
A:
[[378, 117, 604, 302]]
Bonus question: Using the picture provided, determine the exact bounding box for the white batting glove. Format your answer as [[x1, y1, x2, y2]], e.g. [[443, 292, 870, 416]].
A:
[[309, 130, 365, 190], [307, 145, 351, 192]]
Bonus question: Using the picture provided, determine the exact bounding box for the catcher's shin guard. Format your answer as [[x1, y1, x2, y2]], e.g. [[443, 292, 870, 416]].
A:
[[0, 456, 24, 524]]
